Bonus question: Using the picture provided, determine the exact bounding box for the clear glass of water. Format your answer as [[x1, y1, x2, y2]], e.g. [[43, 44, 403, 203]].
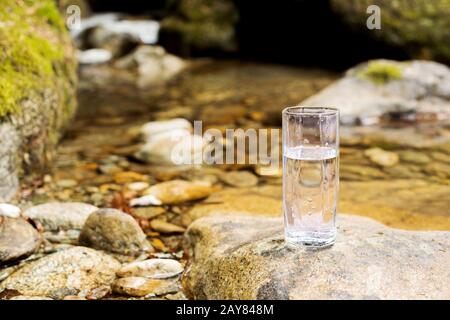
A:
[[282, 106, 339, 248]]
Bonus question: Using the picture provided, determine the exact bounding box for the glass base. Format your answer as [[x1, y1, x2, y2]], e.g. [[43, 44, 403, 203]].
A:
[[285, 230, 336, 249]]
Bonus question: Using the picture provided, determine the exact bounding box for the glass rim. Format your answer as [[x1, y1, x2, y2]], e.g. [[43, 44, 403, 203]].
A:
[[282, 106, 339, 116]]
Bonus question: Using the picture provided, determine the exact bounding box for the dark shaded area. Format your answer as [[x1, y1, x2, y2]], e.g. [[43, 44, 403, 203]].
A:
[[234, 0, 409, 70], [88, 0, 168, 18], [88, 0, 410, 70]]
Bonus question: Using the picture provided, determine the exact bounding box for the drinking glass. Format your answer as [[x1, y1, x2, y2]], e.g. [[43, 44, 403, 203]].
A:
[[282, 106, 339, 248]]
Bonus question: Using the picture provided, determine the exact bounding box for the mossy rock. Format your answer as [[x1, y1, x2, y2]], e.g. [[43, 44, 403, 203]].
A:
[[331, 0, 450, 63], [0, 0, 77, 201], [356, 60, 403, 85], [160, 0, 239, 55]]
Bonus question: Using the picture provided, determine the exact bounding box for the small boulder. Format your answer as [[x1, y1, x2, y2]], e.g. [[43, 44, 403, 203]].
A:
[[0, 246, 120, 299], [78, 208, 151, 256], [23, 202, 98, 232], [183, 214, 450, 299], [0, 217, 41, 264]]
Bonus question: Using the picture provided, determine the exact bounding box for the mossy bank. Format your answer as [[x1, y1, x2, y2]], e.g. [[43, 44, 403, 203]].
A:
[[331, 0, 450, 63], [0, 0, 77, 201]]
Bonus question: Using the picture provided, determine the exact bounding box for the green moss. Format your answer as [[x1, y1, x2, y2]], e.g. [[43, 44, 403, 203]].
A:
[[0, 0, 68, 117], [358, 61, 403, 85]]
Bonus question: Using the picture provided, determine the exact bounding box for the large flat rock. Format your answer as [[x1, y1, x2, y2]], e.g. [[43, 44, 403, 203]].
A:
[[183, 214, 450, 300]]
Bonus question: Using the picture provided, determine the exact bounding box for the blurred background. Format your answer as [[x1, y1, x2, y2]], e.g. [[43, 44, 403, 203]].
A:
[[0, 0, 449, 301]]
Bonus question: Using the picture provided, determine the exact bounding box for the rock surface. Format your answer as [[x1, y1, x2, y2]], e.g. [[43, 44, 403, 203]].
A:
[[23, 202, 98, 231], [0, 217, 41, 263], [0, 0, 77, 201], [188, 185, 282, 221], [0, 247, 120, 299], [183, 214, 450, 299], [78, 208, 151, 256], [301, 60, 450, 125]]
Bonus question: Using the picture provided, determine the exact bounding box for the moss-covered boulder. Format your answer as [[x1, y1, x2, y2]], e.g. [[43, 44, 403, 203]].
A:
[[0, 0, 77, 201], [331, 0, 450, 63], [160, 0, 239, 56]]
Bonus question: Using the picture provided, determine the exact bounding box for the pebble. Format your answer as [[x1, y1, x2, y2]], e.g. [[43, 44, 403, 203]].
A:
[[77, 48, 112, 64], [79, 208, 152, 256], [132, 207, 166, 219], [117, 259, 184, 279], [150, 219, 186, 234], [56, 179, 78, 188], [133, 180, 216, 205], [112, 277, 179, 297], [219, 171, 259, 188], [99, 163, 123, 174], [127, 182, 150, 192], [399, 151, 431, 164], [0, 203, 21, 218], [140, 118, 192, 138], [364, 148, 399, 167], [431, 152, 450, 163], [114, 171, 147, 184]]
